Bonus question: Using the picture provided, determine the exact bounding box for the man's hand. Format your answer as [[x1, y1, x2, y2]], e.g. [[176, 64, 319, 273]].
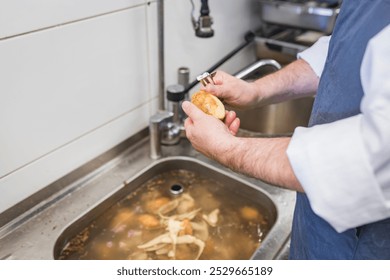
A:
[[203, 71, 260, 109], [204, 60, 319, 110], [182, 101, 240, 159]]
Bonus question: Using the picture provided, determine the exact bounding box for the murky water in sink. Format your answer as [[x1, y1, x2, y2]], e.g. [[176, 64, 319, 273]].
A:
[[57, 169, 272, 260]]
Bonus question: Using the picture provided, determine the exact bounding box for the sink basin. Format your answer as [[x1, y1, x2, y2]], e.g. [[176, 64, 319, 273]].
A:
[[0, 134, 293, 260], [236, 97, 314, 137], [53, 157, 279, 260], [234, 59, 314, 137]]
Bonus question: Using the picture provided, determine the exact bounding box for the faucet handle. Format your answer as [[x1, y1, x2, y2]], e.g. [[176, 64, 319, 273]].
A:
[[150, 110, 173, 124]]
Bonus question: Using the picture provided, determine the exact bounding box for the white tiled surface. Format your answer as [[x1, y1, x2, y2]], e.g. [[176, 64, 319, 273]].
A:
[[0, 0, 146, 39], [0, 0, 261, 213], [0, 5, 153, 212], [1, 103, 150, 211], [0, 7, 150, 178]]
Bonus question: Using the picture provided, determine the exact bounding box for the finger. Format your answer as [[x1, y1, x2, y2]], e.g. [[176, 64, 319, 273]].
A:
[[224, 110, 237, 127], [212, 70, 225, 85], [229, 117, 240, 136], [203, 83, 216, 93]]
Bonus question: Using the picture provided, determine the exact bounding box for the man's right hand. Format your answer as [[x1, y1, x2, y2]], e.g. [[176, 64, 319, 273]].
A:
[[203, 70, 261, 110]]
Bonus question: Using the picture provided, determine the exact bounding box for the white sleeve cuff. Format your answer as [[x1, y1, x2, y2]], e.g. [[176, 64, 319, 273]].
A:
[[297, 36, 331, 78], [287, 116, 390, 233]]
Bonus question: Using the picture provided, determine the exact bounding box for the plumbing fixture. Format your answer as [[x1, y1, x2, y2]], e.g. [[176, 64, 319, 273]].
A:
[[161, 84, 186, 145], [184, 31, 255, 92], [157, 70, 218, 150], [149, 111, 173, 159], [166, 84, 186, 124], [149, 0, 170, 159], [157, 0, 165, 110], [151, 1, 183, 158], [234, 59, 282, 80], [190, 0, 214, 38], [178, 67, 190, 88], [170, 184, 184, 195], [151, 1, 256, 159], [177, 67, 190, 122]]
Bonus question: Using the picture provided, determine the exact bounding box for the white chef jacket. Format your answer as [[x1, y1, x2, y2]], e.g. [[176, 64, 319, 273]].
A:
[[286, 24, 390, 233]]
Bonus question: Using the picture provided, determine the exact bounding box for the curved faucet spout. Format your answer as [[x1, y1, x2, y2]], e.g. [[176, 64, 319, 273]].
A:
[[234, 59, 282, 80]]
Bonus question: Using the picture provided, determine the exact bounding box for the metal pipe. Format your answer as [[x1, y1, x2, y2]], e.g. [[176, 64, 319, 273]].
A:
[[178, 67, 190, 88], [184, 31, 255, 92], [157, 0, 165, 110], [149, 111, 173, 159]]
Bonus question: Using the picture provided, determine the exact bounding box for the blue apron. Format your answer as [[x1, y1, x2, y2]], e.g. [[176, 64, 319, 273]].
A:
[[289, 0, 390, 259]]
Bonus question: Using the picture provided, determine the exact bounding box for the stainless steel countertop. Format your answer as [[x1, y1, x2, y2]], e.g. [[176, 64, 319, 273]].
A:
[[0, 134, 295, 260]]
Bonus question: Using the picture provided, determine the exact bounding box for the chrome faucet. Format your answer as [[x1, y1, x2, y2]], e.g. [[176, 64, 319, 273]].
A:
[[149, 111, 173, 159], [150, 0, 188, 159], [149, 83, 186, 159], [157, 0, 165, 111], [150, 1, 280, 159], [149, 0, 170, 159]]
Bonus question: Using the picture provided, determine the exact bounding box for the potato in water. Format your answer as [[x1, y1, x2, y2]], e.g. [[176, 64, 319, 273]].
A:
[[191, 90, 225, 120]]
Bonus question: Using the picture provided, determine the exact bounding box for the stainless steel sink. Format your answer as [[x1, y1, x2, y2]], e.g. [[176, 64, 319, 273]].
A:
[[237, 97, 314, 137], [234, 59, 314, 137], [0, 61, 300, 260], [0, 136, 294, 260], [53, 157, 278, 260]]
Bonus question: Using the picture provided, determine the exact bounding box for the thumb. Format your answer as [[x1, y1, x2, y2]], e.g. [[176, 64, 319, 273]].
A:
[[182, 100, 205, 121]]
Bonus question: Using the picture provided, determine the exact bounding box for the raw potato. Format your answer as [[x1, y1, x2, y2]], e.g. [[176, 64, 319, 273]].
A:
[[240, 206, 259, 221], [191, 90, 225, 120], [138, 214, 161, 229]]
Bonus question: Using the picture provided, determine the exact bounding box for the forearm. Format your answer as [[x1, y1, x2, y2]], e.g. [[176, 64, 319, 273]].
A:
[[182, 100, 302, 191], [220, 136, 303, 192], [252, 59, 319, 106]]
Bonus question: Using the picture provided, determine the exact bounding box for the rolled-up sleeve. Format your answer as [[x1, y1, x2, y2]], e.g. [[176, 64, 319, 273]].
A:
[[297, 35, 331, 77], [287, 25, 390, 233]]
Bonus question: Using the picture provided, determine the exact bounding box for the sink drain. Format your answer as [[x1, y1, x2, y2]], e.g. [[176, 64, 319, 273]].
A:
[[170, 184, 184, 195]]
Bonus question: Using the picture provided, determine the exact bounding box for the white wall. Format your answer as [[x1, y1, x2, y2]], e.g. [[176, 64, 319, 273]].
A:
[[164, 0, 261, 92], [0, 0, 261, 214]]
